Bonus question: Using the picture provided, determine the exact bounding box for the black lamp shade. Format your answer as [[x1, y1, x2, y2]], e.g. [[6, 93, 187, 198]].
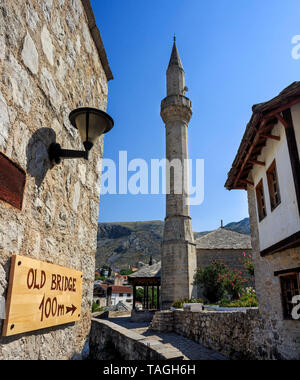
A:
[[69, 107, 114, 150]]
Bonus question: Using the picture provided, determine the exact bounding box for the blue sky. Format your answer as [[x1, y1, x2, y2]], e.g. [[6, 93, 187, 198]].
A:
[[91, 0, 300, 232]]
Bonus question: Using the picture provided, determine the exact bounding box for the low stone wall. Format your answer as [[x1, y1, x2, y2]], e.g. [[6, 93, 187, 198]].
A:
[[89, 318, 184, 360], [131, 310, 156, 323], [150, 309, 269, 360]]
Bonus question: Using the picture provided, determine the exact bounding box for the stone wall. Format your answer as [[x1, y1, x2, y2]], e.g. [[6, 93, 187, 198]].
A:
[[150, 309, 272, 360], [247, 186, 300, 360], [196, 248, 252, 276], [89, 318, 184, 360], [0, 0, 110, 359]]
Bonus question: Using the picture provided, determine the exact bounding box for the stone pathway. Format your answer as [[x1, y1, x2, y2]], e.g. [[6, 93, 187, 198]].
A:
[[107, 317, 228, 360]]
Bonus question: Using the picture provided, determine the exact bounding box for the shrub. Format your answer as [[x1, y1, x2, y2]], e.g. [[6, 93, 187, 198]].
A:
[[193, 260, 228, 303], [92, 302, 104, 313], [219, 287, 258, 307], [241, 252, 255, 276], [217, 269, 247, 300]]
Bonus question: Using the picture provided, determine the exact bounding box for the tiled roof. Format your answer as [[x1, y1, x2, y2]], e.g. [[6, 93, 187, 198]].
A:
[[129, 261, 161, 279], [195, 228, 252, 250], [110, 286, 133, 294], [225, 82, 300, 189]]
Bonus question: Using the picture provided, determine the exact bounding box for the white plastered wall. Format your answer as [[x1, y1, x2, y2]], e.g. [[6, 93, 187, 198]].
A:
[[251, 116, 300, 251]]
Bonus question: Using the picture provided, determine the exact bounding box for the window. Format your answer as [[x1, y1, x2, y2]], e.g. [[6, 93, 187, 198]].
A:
[[256, 179, 267, 222], [127, 293, 131, 297], [119, 293, 123, 297], [280, 274, 300, 319], [126, 299, 132, 303], [267, 160, 281, 211]]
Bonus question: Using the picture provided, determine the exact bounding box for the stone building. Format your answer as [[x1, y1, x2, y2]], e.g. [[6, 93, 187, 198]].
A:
[[226, 82, 300, 359], [160, 39, 197, 309], [196, 226, 252, 298], [93, 282, 108, 308], [0, 0, 113, 359]]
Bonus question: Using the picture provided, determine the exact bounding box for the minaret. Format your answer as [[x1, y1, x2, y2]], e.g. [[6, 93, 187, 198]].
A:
[[160, 38, 197, 309]]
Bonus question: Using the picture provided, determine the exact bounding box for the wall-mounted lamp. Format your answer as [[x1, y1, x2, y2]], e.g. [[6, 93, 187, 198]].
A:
[[49, 107, 114, 164]]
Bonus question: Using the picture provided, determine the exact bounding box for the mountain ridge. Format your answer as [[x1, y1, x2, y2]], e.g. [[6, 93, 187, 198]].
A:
[[96, 218, 250, 269]]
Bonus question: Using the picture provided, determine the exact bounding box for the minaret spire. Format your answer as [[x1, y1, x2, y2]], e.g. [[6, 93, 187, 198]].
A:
[[160, 40, 197, 309], [167, 38, 185, 96], [168, 38, 184, 70]]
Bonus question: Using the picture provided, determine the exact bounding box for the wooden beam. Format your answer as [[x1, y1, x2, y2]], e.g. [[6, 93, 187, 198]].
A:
[[231, 97, 300, 189], [275, 113, 289, 129], [233, 133, 262, 188], [240, 179, 254, 187], [264, 97, 300, 120], [260, 134, 280, 141], [249, 160, 265, 167]]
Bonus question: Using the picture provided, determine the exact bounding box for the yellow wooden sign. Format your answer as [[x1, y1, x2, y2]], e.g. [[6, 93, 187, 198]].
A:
[[2, 255, 83, 337]]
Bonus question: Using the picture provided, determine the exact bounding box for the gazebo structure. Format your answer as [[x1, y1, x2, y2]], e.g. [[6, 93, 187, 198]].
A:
[[128, 261, 161, 320]]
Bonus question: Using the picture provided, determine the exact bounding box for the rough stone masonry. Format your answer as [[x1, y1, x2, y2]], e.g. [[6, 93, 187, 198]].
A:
[[0, 0, 112, 359]]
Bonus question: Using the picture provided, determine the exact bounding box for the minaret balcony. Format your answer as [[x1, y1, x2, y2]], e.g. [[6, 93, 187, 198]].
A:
[[161, 94, 192, 124]]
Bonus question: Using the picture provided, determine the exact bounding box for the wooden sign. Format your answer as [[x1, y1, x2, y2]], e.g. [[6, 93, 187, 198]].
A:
[[0, 153, 26, 210], [2, 255, 83, 337]]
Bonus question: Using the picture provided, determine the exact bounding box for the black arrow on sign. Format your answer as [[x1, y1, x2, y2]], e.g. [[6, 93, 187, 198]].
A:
[[66, 304, 77, 316]]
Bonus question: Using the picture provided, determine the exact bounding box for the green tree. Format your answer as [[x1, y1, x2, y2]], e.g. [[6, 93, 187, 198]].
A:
[[135, 287, 158, 308], [92, 302, 104, 313], [120, 269, 133, 276], [95, 274, 106, 281]]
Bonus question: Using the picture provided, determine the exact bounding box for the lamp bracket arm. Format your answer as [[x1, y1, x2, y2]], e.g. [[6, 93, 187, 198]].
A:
[[49, 143, 89, 164]]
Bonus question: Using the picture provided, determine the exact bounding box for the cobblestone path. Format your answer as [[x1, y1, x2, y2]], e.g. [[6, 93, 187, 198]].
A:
[[107, 317, 228, 360]]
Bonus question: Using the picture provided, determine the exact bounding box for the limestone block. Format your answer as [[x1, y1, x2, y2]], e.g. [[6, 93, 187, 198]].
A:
[[26, 3, 40, 31], [4, 53, 33, 113], [66, 39, 76, 69], [72, 181, 81, 211], [40, 0, 53, 23], [71, 0, 83, 23], [82, 23, 92, 54], [66, 11, 75, 33], [0, 35, 5, 60], [0, 220, 24, 254], [0, 5, 23, 49], [0, 92, 10, 150], [89, 199, 99, 224], [78, 164, 86, 185], [62, 104, 78, 139], [40, 67, 62, 110], [56, 56, 67, 85], [25, 230, 41, 258], [11, 121, 30, 169], [51, 15, 65, 47], [76, 35, 81, 54], [0, 265, 6, 290], [44, 190, 57, 228], [41, 25, 54, 65]]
